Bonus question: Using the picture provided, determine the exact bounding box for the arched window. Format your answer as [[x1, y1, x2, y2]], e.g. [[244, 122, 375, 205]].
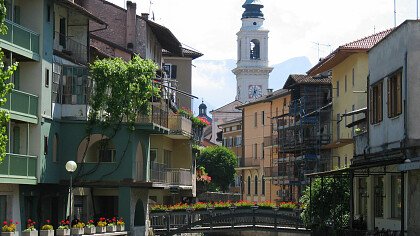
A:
[[134, 199, 145, 226], [254, 175, 258, 195], [247, 176, 251, 195], [250, 39, 260, 60], [261, 175, 265, 195]]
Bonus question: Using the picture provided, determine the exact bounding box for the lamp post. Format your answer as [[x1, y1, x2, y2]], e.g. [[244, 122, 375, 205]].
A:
[[65, 161, 77, 226]]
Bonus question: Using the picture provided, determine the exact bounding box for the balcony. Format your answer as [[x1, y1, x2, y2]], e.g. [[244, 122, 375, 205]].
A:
[[137, 104, 169, 129], [53, 32, 88, 65], [168, 115, 192, 137], [237, 158, 260, 168], [0, 153, 37, 184], [2, 89, 38, 124], [150, 163, 192, 186], [0, 19, 40, 60]]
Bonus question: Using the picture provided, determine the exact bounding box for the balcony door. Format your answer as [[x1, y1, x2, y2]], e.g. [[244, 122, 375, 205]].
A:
[[59, 17, 66, 48]]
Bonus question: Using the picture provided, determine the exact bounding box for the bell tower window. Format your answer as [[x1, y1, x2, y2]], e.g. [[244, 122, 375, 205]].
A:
[[250, 39, 260, 60]]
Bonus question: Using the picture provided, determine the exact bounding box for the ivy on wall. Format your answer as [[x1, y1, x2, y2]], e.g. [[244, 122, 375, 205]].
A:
[[0, 2, 17, 163]]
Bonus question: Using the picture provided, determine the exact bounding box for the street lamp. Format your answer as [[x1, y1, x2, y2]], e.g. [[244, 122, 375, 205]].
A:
[[66, 161, 77, 226]]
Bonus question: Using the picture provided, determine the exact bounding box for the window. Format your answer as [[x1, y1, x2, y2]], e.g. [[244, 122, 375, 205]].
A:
[[99, 149, 116, 162], [250, 39, 260, 60], [352, 68, 355, 87], [163, 64, 177, 79], [60, 66, 89, 104], [391, 175, 402, 218], [254, 175, 258, 195], [387, 70, 402, 118], [247, 176, 251, 195], [254, 112, 257, 127], [345, 75, 347, 93], [260, 143, 264, 159], [370, 81, 383, 124], [261, 176, 265, 195], [253, 143, 257, 159], [261, 111, 265, 125], [336, 113, 340, 141], [337, 156, 341, 168], [47, 5, 51, 22], [352, 105, 355, 137], [374, 176, 384, 217], [44, 136, 48, 155], [344, 155, 348, 167], [164, 150, 171, 167], [45, 69, 49, 87], [12, 126, 20, 154], [336, 81, 340, 97], [236, 136, 242, 147], [150, 149, 157, 163]]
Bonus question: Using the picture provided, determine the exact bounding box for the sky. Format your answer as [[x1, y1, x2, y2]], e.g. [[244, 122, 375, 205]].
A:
[[109, 0, 419, 113]]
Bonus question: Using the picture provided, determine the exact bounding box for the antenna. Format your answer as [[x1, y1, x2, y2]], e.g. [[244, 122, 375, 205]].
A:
[[394, 0, 397, 27], [313, 42, 331, 60], [417, 0, 419, 19]]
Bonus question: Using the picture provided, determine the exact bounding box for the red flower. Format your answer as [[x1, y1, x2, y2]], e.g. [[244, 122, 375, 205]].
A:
[[15, 222, 18, 225], [27, 219, 32, 223], [9, 220, 13, 223], [46, 220, 50, 224], [3, 221, 7, 225]]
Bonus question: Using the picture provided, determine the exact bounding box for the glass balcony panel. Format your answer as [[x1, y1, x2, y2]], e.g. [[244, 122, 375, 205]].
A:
[[1, 89, 38, 122], [0, 153, 37, 179], [0, 19, 40, 56]]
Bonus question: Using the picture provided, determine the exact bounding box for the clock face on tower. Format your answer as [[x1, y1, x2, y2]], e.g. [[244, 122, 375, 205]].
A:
[[248, 85, 263, 99]]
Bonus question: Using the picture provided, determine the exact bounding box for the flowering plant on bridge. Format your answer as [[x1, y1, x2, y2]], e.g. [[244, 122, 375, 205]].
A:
[[41, 220, 53, 230], [150, 204, 168, 212], [58, 219, 70, 230], [72, 221, 85, 229], [214, 201, 232, 209], [233, 200, 255, 208], [106, 217, 117, 226], [116, 218, 125, 226], [257, 201, 276, 209], [85, 220, 95, 228], [23, 219, 36, 231], [192, 202, 210, 210], [278, 202, 298, 210], [168, 203, 189, 211], [96, 218, 107, 227], [2, 220, 17, 232]]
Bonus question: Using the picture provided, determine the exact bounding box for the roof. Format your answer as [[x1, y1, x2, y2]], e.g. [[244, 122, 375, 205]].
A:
[[142, 18, 183, 57], [370, 20, 420, 52], [307, 28, 394, 75], [283, 74, 331, 89], [162, 46, 203, 59], [242, 0, 264, 19], [55, 0, 106, 25], [237, 89, 290, 109], [218, 117, 242, 128], [210, 100, 243, 114]]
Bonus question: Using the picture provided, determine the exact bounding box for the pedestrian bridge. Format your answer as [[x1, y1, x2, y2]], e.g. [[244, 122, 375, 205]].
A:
[[150, 207, 310, 235]]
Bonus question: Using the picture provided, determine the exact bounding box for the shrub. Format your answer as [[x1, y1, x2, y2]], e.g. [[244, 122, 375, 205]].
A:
[[41, 220, 53, 230]]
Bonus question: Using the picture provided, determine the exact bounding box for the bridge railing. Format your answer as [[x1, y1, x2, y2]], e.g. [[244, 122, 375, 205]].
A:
[[150, 206, 306, 235]]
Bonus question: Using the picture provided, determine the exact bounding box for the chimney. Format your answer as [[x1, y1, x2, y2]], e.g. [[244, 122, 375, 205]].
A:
[[141, 13, 149, 20], [126, 1, 137, 50], [267, 89, 273, 95]]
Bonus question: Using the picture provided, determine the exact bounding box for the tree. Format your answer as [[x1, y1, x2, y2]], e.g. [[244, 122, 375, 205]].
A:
[[300, 177, 350, 232], [0, 2, 17, 162], [197, 146, 237, 192]]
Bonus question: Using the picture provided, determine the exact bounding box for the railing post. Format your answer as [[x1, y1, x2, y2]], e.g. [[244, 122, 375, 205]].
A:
[[165, 210, 170, 234], [208, 208, 214, 230], [229, 206, 235, 229], [186, 208, 192, 230], [252, 206, 257, 227], [274, 207, 278, 229]]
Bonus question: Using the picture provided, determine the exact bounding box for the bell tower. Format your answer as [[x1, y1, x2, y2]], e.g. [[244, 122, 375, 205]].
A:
[[233, 0, 273, 103]]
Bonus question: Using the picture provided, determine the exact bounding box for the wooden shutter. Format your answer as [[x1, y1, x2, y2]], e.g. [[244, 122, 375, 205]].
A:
[[397, 71, 402, 115], [387, 78, 392, 118], [370, 87, 374, 124], [378, 82, 383, 122]]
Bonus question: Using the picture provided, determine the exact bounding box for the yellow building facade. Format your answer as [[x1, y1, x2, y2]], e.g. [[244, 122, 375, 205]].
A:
[[237, 90, 291, 203]]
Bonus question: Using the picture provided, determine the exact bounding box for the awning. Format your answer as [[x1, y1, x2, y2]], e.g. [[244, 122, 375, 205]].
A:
[[142, 18, 183, 57]]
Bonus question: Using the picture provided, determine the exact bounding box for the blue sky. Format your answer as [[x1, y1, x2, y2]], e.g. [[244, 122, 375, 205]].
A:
[[109, 0, 419, 113]]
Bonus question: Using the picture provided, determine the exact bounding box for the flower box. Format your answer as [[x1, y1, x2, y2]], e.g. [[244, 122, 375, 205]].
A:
[[116, 225, 125, 232], [22, 230, 37, 236], [84, 227, 96, 235], [106, 225, 116, 232], [55, 229, 70, 236], [70, 228, 84, 235], [1, 232, 18, 236], [40, 230, 54, 236], [96, 227, 106, 234]]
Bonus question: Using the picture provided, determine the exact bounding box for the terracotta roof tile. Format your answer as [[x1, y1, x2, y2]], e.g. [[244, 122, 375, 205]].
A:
[[340, 28, 394, 50]]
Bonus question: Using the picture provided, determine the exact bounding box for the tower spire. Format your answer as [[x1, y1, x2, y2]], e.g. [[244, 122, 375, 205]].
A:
[[242, 0, 264, 19]]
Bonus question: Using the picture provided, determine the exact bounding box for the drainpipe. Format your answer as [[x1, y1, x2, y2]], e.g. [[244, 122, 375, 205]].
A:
[[401, 51, 408, 234]]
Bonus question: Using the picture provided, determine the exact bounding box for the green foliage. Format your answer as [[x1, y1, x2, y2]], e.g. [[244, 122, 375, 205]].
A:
[[89, 55, 159, 129], [0, 3, 17, 163], [300, 177, 350, 231], [197, 146, 237, 192]]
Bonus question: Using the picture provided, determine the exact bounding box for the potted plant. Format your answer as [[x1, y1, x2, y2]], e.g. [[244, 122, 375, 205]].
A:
[[22, 219, 37, 236], [56, 220, 70, 236], [84, 220, 96, 235], [70, 221, 85, 236], [2, 220, 18, 236], [96, 218, 107, 234], [116, 218, 125, 232], [40, 220, 54, 236], [106, 217, 117, 232]]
